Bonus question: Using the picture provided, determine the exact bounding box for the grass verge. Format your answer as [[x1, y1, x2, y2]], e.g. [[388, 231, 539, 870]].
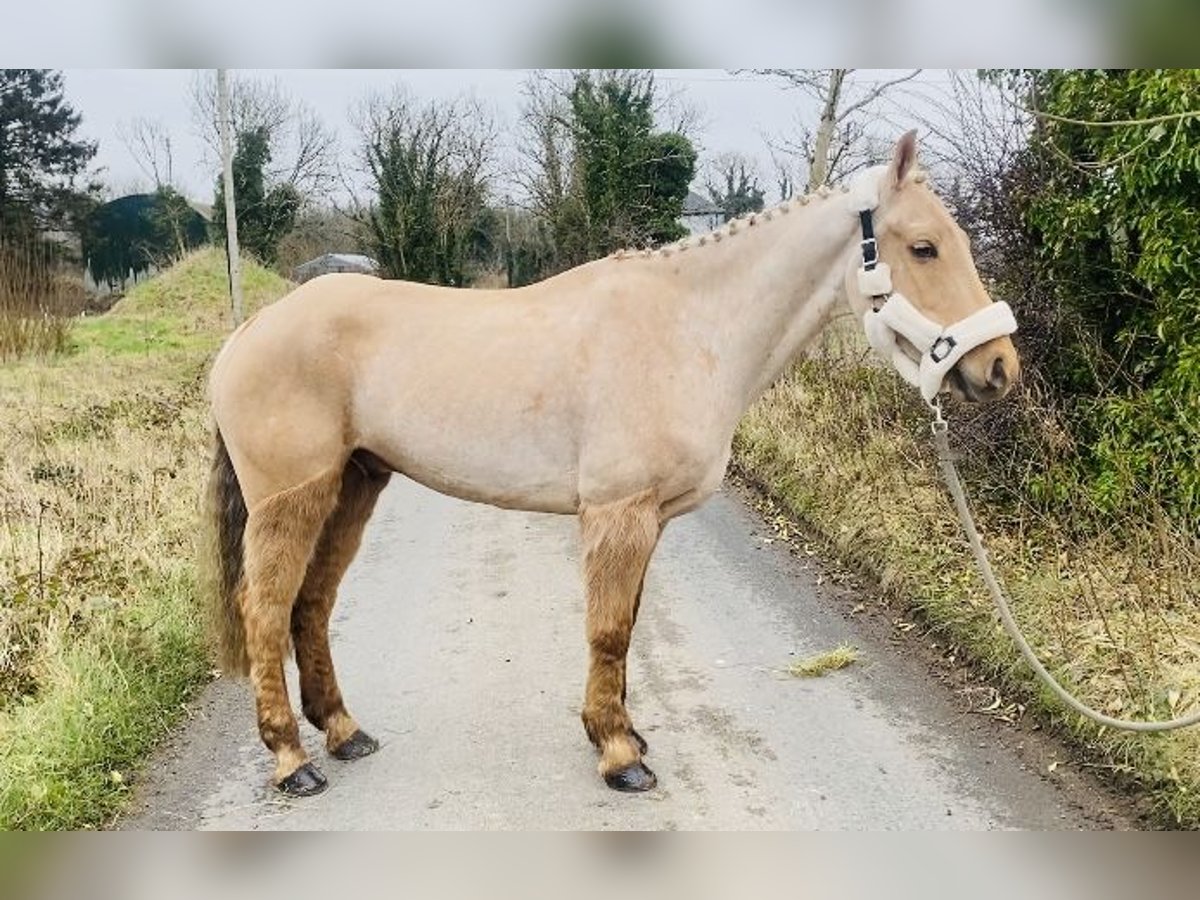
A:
[[0, 248, 290, 829], [735, 330, 1200, 828]]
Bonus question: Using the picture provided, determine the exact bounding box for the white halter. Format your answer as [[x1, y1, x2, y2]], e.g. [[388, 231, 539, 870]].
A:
[[847, 167, 1018, 404]]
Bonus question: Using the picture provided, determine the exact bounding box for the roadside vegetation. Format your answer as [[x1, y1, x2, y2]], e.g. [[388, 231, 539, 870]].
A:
[[738, 70, 1200, 827], [0, 248, 289, 829]]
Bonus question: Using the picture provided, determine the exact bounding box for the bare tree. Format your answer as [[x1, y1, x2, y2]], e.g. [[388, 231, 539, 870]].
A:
[[901, 71, 1032, 193], [118, 117, 176, 189], [191, 71, 337, 202], [897, 71, 1035, 269], [753, 68, 922, 190], [115, 116, 198, 261], [514, 71, 575, 224], [652, 76, 706, 144], [768, 150, 797, 204]]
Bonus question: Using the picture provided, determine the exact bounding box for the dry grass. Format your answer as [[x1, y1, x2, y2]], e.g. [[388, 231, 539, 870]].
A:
[[0, 238, 78, 361], [0, 248, 290, 829], [735, 324, 1200, 826], [789, 644, 860, 678]]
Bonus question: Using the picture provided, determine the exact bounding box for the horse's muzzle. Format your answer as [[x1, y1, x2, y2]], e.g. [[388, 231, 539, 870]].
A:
[[950, 353, 1016, 402], [950, 335, 1020, 403]]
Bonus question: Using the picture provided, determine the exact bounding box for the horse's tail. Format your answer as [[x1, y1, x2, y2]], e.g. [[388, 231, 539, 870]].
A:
[[203, 426, 250, 676]]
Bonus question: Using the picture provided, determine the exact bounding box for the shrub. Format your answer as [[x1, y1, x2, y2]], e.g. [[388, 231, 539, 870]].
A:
[[1017, 70, 1200, 525]]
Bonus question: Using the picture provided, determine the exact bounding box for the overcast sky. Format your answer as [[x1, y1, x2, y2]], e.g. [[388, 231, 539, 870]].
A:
[[61, 69, 951, 206]]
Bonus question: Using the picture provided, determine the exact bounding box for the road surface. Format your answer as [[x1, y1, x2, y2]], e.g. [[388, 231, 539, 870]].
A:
[[123, 477, 1137, 829]]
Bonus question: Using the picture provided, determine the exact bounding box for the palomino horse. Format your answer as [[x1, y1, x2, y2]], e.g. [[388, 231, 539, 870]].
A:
[[205, 132, 1019, 797]]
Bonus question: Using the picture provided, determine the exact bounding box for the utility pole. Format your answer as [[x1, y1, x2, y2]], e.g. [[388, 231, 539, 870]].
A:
[[217, 69, 244, 327], [504, 194, 513, 287]]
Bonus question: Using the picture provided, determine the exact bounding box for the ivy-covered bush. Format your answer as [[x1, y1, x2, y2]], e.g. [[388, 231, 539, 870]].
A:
[[1018, 70, 1200, 524]]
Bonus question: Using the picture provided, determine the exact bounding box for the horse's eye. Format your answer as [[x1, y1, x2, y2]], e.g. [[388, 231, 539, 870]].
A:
[[911, 242, 938, 260]]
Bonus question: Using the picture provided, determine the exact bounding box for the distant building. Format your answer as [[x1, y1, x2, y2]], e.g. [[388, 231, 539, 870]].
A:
[[188, 201, 214, 222], [292, 253, 381, 283], [680, 191, 727, 235]]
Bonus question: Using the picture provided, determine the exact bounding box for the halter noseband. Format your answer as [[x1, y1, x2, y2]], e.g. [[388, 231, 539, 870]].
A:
[[848, 167, 1017, 404]]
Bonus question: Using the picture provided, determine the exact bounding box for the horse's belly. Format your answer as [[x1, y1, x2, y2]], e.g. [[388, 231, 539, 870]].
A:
[[394, 457, 580, 514], [360, 410, 581, 514]]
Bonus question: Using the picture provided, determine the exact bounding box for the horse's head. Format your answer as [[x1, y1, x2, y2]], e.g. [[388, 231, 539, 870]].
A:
[[844, 131, 1020, 404]]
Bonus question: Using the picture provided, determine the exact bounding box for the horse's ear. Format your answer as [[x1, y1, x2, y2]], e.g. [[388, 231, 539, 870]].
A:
[[889, 130, 918, 187]]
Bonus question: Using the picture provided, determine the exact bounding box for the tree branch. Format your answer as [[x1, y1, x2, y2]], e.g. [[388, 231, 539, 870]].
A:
[[1033, 107, 1200, 128], [835, 69, 922, 122]]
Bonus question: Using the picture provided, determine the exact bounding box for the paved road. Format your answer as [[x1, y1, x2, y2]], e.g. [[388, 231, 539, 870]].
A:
[[124, 477, 1136, 830]]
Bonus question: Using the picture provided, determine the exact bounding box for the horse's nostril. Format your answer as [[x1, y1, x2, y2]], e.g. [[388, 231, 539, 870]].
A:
[[988, 356, 1010, 390]]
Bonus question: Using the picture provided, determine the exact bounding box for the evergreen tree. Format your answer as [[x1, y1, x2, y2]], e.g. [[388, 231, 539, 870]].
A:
[[357, 92, 492, 286], [515, 71, 698, 276], [0, 69, 97, 240], [212, 126, 300, 266], [567, 71, 696, 260]]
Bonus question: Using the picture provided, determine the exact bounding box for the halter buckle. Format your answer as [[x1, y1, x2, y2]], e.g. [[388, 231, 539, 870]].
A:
[[860, 236, 878, 269], [929, 335, 957, 364]]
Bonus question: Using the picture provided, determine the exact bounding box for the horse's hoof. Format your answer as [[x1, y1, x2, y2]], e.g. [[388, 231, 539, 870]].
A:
[[630, 729, 649, 755], [277, 761, 327, 797], [330, 729, 380, 761], [604, 761, 657, 793]]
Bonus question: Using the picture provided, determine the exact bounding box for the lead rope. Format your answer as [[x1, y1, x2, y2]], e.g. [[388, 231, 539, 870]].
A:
[[931, 401, 1200, 732]]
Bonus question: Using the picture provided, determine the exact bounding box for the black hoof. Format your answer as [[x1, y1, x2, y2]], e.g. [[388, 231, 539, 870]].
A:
[[277, 761, 327, 797], [630, 729, 649, 755], [330, 729, 380, 761], [604, 761, 657, 793]]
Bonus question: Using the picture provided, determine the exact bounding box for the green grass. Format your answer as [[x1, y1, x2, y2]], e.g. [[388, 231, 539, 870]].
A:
[[0, 247, 291, 830], [69, 247, 288, 358], [70, 314, 209, 356], [736, 333, 1200, 827], [0, 575, 209, 829]]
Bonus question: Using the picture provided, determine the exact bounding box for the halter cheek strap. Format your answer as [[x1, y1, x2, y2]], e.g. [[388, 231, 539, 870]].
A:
[[849, 168, 1018, 404]]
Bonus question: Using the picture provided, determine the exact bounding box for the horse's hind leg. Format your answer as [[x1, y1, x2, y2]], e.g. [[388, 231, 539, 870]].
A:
[[291, 456, 390, 761], [241, 469, 341, 796], [578, 490, 661, 792]]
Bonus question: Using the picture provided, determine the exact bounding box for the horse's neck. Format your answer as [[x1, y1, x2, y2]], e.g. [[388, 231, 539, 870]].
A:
[[672, 192, 857, 414]]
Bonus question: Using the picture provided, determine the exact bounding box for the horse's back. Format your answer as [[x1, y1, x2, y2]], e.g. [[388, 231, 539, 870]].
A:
[[210, 265, 725, 513]]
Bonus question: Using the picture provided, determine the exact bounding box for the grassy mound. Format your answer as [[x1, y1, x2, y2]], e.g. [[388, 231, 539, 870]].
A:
[[71, 247, 289, 357], [0, 249, 291, 829]]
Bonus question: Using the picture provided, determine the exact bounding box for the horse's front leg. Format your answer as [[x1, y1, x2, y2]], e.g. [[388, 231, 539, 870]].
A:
[[578, 490, 661, 792]]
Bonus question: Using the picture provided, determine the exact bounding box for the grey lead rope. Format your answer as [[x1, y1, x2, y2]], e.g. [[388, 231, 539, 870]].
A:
[[931, 407, 1200, 732]]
